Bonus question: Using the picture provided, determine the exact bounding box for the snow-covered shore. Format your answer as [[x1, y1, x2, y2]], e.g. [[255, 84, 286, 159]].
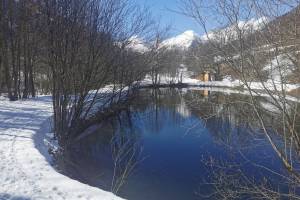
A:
[[141, 75, 300, 92], [0, 96, 123, 200]]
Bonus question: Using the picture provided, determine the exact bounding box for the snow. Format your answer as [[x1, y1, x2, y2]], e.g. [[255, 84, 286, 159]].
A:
[[0, 96, 123, 200], [263, 54, 295, 82], [201, 17, 269, 43], [128, 16, 269, 52], [142, 73, 300, 94], [84, 85, 131, 117], [141, 74, 241, 88], [246, 80, 299, 91], [161, 30, 199, 50], [126, 30, 200, 51], [257, 44, 296, 53], [127, 17, 268, 52], [188, 86, 300, 103], [127, 36, 149, 53]]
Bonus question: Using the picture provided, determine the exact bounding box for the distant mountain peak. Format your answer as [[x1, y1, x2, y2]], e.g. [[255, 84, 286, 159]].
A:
[[161, 30, 200, 50], [182, 30, 198, 37], [127, 36, 149, 53]]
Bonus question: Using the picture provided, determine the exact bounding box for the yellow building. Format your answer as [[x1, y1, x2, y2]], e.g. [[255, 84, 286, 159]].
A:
[[195, 71, 215, 82]]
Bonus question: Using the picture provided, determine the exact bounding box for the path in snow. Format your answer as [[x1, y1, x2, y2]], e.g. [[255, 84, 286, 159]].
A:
[[0, 96, 123, 200]]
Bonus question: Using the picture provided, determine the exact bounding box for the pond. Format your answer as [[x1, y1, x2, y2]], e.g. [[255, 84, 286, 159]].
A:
[[56, 88, 299, 200]]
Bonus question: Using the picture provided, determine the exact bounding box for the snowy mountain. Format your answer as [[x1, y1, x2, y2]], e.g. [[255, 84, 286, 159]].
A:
[[127, 31, 200, 52], [127, 36, 149, 53], [161, 30, 200, 50], [127, 17, 269, 52], [158, 17, 268, 50], [201, 17, 269, 43]]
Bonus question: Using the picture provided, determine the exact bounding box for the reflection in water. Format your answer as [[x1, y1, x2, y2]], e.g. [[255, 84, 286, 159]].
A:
[[56, 88, 300, 200], [110, 114, 143, 194], [202, 89, 210, 97], [175, 92, 191, 118]]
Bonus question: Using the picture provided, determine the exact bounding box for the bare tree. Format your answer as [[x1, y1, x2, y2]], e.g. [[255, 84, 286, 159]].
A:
[[40, 0, 154, 145], [180, 0, 300, 198]]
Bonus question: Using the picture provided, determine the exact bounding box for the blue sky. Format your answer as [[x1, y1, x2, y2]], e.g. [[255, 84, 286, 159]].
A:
[[136, 0, 201, 36], [136, 0, 295, 37]]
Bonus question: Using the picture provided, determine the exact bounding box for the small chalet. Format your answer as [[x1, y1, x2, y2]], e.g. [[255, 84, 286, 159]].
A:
[[195, 70, 216, 82]]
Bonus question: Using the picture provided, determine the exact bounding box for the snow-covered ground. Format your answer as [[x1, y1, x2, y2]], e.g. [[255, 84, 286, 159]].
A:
[[0, 96, 123, 200], [142, 74, 300, 92]]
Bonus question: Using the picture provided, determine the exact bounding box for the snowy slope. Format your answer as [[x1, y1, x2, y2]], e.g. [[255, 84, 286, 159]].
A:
[[127, 36, 149, 53], [263, 54, 295, 81], [201, 17, 269, 43], [142, 73, 300, 93], [0, 97, 123, 200], [161, 30, 200, 50]]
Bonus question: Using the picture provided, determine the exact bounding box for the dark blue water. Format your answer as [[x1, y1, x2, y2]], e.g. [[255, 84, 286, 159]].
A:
[[58, 88, 297, 200]]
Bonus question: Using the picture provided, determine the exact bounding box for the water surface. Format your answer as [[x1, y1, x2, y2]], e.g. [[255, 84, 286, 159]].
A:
[[57, 88, 297, 200]]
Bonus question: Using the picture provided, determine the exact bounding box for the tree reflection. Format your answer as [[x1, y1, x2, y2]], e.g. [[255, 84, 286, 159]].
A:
[[110, 111, 144, 194], [181, 89, 300, 199]]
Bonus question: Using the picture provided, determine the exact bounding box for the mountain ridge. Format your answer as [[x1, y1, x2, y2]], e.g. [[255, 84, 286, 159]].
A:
[[128, 16, 275, 52]]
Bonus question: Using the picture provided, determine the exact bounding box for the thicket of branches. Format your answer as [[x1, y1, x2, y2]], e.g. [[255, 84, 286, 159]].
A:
[[0, 0, 154, 144], [181, 0, 300, 198]]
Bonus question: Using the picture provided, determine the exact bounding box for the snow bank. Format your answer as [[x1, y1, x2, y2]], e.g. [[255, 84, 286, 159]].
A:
[[263, 54, 295, 81], [247, 80, 300, 92], [141, 74, 300, 93], [0, 96, 123, 200], [142, 74, 240, 88]]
